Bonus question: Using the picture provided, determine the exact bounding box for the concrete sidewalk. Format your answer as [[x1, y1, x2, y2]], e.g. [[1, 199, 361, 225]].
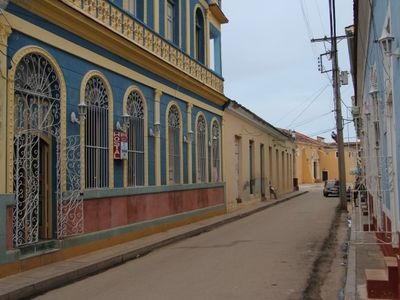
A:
[[344, 205, 386, 300], [0, 190, 308, 300]]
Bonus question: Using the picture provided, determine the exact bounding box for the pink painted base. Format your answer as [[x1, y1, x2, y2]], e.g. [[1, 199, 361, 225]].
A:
[[83, 187, 224, 234], [6, 207, 13, 250]]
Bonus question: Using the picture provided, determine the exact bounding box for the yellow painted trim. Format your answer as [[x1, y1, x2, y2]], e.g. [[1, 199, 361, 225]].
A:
[[7, 46, 67, 194], [144, 0, 148, 24], [154, 0, 160, 33], [205, 9, 210, 68], [154, 89, 162, 185], [187, 103, 193, 184], [210, 117, 222, 182], [199, 0, 209, 9], [80, 70, 114, 189], [122, 85, 149, 187], [194, 112, 208, 182], [0, 21, 11, 193], [165, 101, 184, 184], [4, 13, 224, 116]]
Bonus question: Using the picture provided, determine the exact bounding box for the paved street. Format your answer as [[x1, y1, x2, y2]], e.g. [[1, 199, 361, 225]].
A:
[[36, 188, 339, 300]]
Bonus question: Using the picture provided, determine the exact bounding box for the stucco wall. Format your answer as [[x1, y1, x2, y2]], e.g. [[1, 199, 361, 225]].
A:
[[223, 109, 295, 212]]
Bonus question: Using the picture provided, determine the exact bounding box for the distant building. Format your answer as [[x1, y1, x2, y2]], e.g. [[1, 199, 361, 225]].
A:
[[294, 132, 358, 185], [223, 101, 296, 211], [0, 0, 228, 276]]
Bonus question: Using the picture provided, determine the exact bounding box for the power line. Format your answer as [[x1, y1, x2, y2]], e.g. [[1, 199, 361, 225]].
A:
[[287, 84, 330, 128], [291, 110, 333, 128], [278, 84, 329, 123]]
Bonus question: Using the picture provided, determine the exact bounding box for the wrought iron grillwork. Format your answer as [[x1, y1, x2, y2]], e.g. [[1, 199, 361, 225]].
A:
[[85, 76, 109, 189], [211, 120, 220, 182], [13, 53, 61, 247], [127, 91, 145, 186], [58, 135, 84, 238], [168, 105, 180, 184], [197, 115, 207, 182]]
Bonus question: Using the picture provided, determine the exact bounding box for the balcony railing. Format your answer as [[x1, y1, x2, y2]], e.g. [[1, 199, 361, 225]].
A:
[[61, 0, 224, 94]]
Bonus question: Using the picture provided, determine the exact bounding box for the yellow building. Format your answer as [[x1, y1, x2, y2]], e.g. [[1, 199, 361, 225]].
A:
[[223, 101, 296, 211], [295, 132, 358, 185]]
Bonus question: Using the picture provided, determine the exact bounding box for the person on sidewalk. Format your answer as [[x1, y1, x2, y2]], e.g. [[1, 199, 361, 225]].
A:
[[269, 181, 277, 199]]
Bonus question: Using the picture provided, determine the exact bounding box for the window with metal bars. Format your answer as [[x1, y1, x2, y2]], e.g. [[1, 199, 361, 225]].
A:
[[126, 90, 145, 186], [168, 104, 181, 184], [84, 75, 109, 189], [166, 0, 174, 42], [197, 115, 207, 182], [211, 120, 220, 182], [195, 8, 205, 64]]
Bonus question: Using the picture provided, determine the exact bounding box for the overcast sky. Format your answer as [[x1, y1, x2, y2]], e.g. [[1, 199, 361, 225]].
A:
[[221, 0, 354, 142]]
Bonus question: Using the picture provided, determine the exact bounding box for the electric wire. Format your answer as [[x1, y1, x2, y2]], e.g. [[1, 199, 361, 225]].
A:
[[277, 83, 329, 123], [286, 84, 330, 128], [290, 110, 333, 129]]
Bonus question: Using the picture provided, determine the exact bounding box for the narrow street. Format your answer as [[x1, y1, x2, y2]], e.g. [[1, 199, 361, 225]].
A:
[[36, 188, 344, 300]]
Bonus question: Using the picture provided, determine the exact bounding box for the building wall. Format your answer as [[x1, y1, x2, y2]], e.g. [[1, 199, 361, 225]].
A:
[[0, 0, 228, 273], [296, 142, 358, 185], [223, 109, 295, 212]]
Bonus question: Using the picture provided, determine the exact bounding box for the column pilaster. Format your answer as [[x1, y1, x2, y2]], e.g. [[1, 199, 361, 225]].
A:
[[205, 9, 210, 67], [187, 103, 193, 184], [154, 89, 162, 185], [0, 22, 12, 194]]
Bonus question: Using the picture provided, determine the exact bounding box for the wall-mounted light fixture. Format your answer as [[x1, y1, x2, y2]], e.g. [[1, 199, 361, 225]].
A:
[[153, 122, 160, 136], [70, 102, 88, 124], [122, 113, 130, 129], [378, 30, 400, 57], [115, 121, 123, 131], [184, 130, 193, 144], [70, 112, 80, 124]]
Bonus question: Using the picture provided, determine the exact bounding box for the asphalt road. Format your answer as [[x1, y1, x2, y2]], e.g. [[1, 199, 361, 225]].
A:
[[36, 187, 339, 300]]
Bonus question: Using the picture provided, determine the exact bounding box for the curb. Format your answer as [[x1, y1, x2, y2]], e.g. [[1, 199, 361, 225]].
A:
[[1, 190, 308, 300]]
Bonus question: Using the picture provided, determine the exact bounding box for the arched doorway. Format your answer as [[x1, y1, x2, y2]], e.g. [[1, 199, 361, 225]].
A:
[[13, 52, 61, 246]]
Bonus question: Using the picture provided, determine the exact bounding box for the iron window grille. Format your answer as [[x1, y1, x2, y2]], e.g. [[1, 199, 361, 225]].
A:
[[197, 115, 207, 182], [84, 76, 109, 189], [126, 91, 145, 186], [168, 105, 181, 184], [211, 120, 220, 182]]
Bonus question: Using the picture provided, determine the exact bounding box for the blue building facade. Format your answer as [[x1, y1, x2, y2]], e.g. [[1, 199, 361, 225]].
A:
[[0, 0, 228, 275], [350, 0, 400, 257]]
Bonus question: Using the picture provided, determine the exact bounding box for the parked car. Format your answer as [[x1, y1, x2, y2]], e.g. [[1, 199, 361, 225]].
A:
[[323, 180, 339, 197]]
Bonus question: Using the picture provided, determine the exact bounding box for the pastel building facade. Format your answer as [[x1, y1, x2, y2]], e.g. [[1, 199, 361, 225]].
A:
[[0, 0, 228, 276], [295, 132, 358, 185], [223, 101, 296, 212], [349, 0, 400, 297]]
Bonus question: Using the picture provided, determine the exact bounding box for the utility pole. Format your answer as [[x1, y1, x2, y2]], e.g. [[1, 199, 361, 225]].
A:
[[329, 0, 347, 211], [312, 0, 347, 211]]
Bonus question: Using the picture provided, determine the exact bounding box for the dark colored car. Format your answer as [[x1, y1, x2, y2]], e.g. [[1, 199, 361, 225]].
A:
[[323, 180, 339, 197]]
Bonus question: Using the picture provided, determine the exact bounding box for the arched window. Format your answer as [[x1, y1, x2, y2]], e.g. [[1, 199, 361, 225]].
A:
[[126, 90, 145, 186], [84, 75, 109, 188], [195, 8, 205, 64], [168, 104, 181, 184], [196, 115, 207, 182], [211, 120, 220, 182]]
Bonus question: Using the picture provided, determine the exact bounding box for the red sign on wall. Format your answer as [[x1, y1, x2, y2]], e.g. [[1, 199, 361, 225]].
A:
[[113, 131, 128, 160]]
